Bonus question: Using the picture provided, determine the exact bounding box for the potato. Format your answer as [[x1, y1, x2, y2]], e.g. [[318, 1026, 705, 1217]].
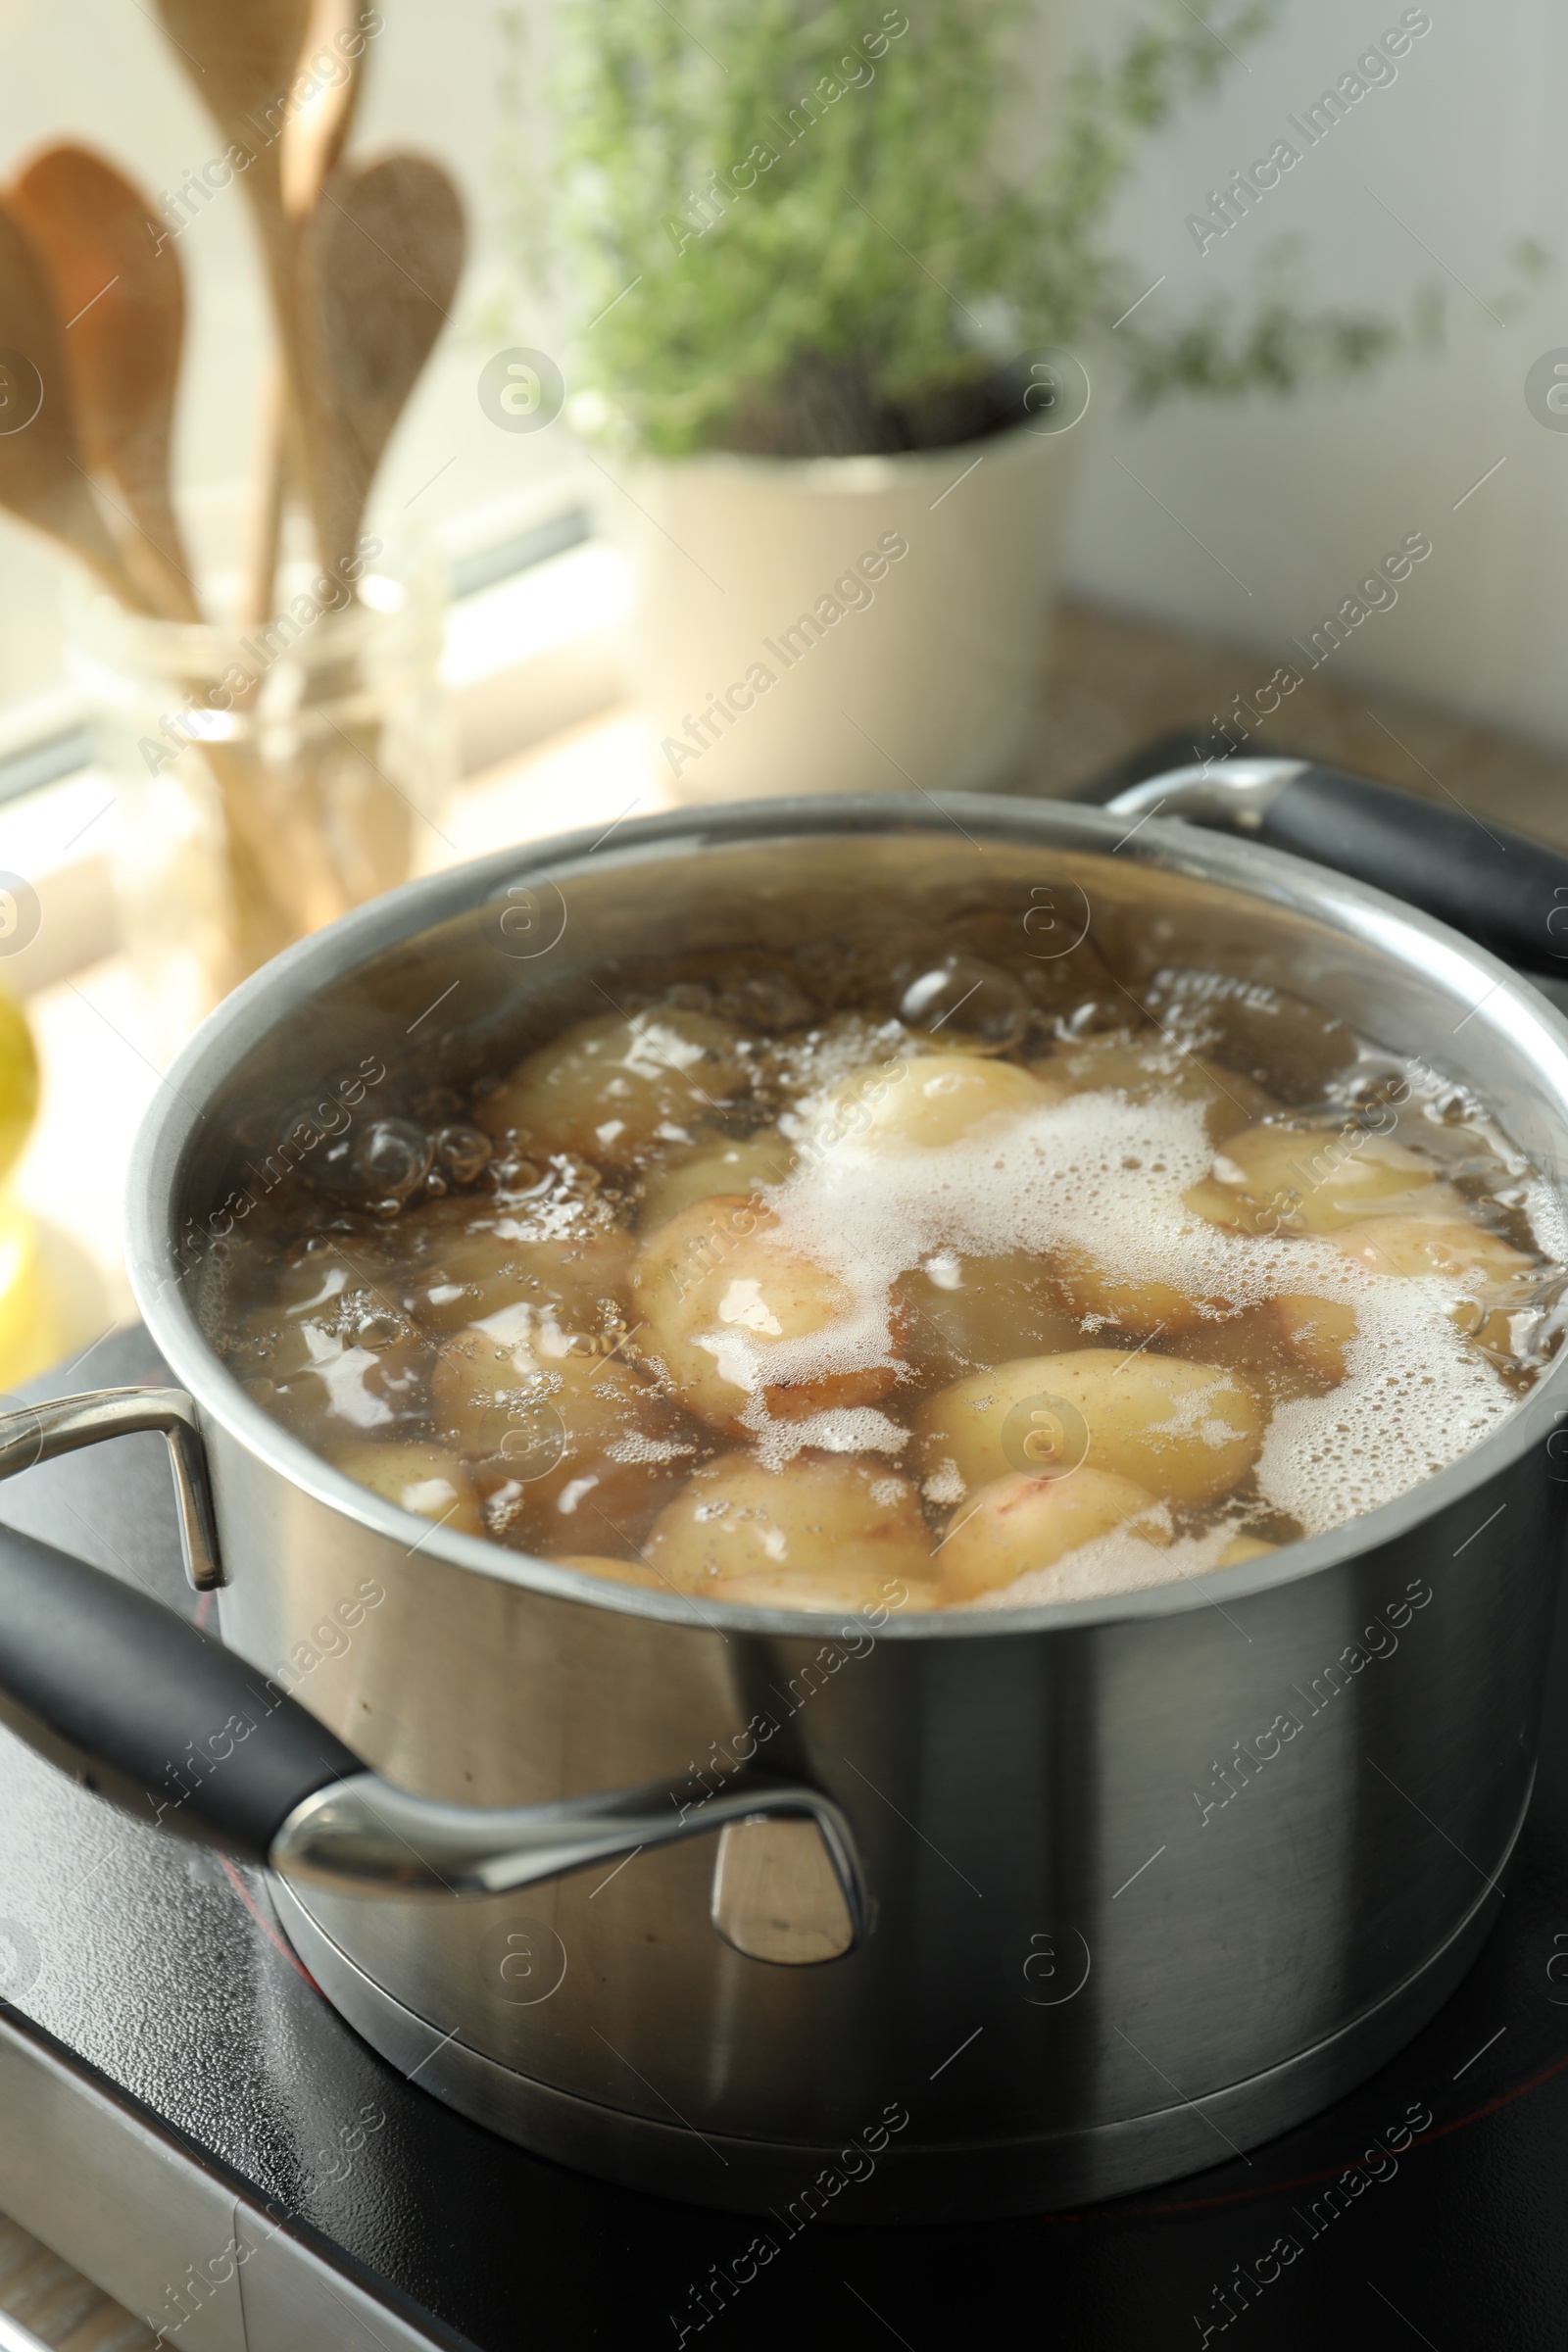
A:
[[899, 1250, 1080, 1382], [1270, 1292, 1357, 1382], [476, 1008, 750, 1165], [1185, 1123, 1447, 1236], [1447, 1294, 1544, 1368], [231, 1313, 427, 1444], [431, 1307, 605, 1440], [914, 1348, 1262, 1509], [239, 1236, 401, 1329], [391, 1200, 634, 1332], [812, 1053, 1061, 1152], [632, 1194, 902, 1431], [1053, 1246, 1223, 1339], [936, 1468, 1166, 1603], [1272, 1220, 1539, 1379], [1035, 1035, 1271, 1142], [1217, 1534, 1277, 1565], [328, 1441, 484, 1536], [431, 1318, 693, 1545], [638, 1130, 795, 1231], [548, 1551, 668, 1591], [1329, 1217, 1539, 1367], [709, 1567, 940, 1612], [644, 1452, 936, 1600], [486, 1456, 698, 1556], [1327, 1216, 1535, 1286], [267, 1247, 360, 1320], [1168, 1301, 1328, 1407]]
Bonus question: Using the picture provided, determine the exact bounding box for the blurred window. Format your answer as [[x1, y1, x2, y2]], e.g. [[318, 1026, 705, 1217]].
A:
[[0, 0, 580, 791]]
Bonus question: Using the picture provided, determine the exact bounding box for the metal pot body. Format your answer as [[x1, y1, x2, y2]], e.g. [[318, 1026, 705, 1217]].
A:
[[129, 801, 1568, 2219]]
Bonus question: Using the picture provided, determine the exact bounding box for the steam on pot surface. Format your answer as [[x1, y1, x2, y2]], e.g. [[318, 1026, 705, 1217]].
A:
[[199, 882, 1568, 1614]]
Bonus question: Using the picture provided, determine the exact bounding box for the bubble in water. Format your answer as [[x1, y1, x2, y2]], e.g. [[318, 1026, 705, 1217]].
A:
[[719, 969, 815, 1032], [475, 1396, 567, 1481], [898, 955, 1028, 1054], [436, 1125, 492, 1185], [356, 1120, 435, 1209], [354, 1311, 405, 1350]]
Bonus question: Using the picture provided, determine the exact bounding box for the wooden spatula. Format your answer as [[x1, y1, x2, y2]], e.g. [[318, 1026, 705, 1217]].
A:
[[282, 0, 370, 217], [250, 0, 372, 615], [10, 143, 198, 621], [0, 198, 146, 607], [153, 0, 313, 264], [297, 153, 466, 574]]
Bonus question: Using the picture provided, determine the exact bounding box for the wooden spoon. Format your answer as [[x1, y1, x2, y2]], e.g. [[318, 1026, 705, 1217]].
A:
[[250, 0, 372, 616], [155, 0, 376, 612], [154, 0, 314, 244], [292, 155, 463, 910], [282, 0, 370, 218], [6, 146, 332, 947], [154, 0, 315, 498], [10, 144, 198, 622], [297, 153, 466, 574], [0, 198, 146, 607]]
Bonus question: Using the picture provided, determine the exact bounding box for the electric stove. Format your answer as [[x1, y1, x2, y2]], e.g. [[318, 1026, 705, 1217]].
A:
[[2, 1310, 1567, 2350]]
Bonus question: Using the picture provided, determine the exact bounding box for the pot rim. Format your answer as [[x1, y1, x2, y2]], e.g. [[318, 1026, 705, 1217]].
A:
[[619, 416, 1073, 494], [127, 792, 1568, 1642]]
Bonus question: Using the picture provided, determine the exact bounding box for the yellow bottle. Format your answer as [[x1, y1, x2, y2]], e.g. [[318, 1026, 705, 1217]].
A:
[[0, 987, 50, 1388]]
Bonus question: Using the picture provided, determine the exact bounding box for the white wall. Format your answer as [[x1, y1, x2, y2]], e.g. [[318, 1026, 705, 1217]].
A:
[[1060, 0, 1568, 753]]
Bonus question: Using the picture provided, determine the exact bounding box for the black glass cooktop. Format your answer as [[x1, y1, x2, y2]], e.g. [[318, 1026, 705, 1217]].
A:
[[1, 1327, 1566, 2350]]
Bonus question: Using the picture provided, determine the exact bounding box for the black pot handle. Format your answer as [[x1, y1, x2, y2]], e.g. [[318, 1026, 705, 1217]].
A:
[[1102, 757, 1568, 976], [0, 1513, 363, 1862], [0, 1395, 867, 1950]]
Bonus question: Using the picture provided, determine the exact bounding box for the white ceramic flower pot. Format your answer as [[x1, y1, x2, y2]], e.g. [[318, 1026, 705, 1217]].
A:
[[609, 423, 1081, 802]]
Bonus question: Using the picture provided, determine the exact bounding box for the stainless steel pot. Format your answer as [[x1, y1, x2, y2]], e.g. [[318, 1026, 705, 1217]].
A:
[[5, 773, 1568, 2225]]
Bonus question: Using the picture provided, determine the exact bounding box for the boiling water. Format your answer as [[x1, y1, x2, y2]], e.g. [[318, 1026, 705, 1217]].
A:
[[206, 911, 1567, 1613]]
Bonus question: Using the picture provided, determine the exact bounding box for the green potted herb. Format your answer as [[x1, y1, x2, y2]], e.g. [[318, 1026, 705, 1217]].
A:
[[499, 0, 1495, 801]]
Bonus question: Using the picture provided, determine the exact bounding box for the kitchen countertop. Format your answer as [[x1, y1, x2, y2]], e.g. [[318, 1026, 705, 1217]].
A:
[[1024, 599, 1568, 844]]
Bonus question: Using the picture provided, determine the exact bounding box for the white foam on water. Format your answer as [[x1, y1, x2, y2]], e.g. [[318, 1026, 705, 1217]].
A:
[[922, 1460, 966, 1505], [1254, 1271, 1516, 1533], [740, 1401, 910, 1470], [605, 1432, 700, 1464], [748, 1088, 1286, 1398], [1524, 1172, 1568, 1270], [705, 1071, 1534, 1539]]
